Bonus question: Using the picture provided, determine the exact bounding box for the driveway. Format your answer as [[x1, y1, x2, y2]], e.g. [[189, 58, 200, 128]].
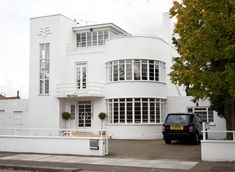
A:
[[108, 139, 201, 161]]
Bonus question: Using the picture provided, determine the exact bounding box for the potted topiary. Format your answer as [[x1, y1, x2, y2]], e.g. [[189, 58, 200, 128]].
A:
[[61, 112, 71, 136], [98, 112, 106, 135]]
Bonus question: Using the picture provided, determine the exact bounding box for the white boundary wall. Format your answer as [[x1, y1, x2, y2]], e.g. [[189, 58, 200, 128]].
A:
[[201, 140, 235, 161], [201, 123, 235, 161], [0, 136, 107, 156]]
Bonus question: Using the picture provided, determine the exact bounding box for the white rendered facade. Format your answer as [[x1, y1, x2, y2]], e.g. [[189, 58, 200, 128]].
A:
[[0, 14, 226, 139]]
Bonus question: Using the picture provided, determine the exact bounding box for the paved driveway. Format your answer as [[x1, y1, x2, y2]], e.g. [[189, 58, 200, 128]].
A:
[[108, 139, 201, 161]]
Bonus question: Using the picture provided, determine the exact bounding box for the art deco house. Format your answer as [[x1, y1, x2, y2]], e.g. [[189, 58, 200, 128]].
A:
[[0, 14, 225, 139]]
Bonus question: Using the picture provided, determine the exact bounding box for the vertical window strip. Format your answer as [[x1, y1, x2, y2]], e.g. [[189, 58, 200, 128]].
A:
[[39, 43, 50, 95]]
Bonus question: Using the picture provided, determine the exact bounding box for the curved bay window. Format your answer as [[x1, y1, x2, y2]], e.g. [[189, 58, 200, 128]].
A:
[[106, 98, 166, 124], [107, 59, 165, 82]]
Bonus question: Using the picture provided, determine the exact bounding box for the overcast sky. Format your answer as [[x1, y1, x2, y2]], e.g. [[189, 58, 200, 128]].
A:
[[0, 0, 174, 98]]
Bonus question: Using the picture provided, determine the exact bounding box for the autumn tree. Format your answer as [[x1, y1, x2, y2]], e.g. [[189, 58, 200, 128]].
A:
[[169, 0, 235, 130]]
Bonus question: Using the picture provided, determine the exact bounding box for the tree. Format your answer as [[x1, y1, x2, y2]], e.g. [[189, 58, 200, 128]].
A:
[[169, 0, 235, 130]]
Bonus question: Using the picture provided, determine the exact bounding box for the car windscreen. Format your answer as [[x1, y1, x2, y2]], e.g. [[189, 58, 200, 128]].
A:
[[165, 114, 190, 124]]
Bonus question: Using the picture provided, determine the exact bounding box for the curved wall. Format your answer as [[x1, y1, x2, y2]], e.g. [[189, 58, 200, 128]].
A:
[[104, 36, 169, 99]]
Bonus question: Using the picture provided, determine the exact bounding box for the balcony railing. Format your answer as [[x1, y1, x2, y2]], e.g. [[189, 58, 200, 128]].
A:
[[56, 82, 104, 98]]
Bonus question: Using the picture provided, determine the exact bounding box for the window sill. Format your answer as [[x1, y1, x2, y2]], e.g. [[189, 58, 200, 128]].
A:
[[38, 94, 50, 96], [105, 80, 166, 85], [106, 123, 163, 126]]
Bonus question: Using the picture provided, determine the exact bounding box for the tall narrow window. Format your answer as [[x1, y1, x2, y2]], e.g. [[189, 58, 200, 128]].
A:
[[149, 60, 154, 80], [113, 61, 118, 81], [76, 64, 87, 89], [39, 43, 50, 95]]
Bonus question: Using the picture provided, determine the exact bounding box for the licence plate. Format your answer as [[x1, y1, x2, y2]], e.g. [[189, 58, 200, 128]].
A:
[[170, 125, 183, 130]]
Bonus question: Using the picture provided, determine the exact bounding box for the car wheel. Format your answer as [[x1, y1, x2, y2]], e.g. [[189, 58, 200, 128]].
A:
[[193, 132, 199, 145], [164, 138, 171, 144]]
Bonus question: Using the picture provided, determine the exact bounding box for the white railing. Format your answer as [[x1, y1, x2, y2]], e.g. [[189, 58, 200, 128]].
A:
[[0, 128, 107, 139], [202, 122, 235, 141], [56, 82, 104, 98]]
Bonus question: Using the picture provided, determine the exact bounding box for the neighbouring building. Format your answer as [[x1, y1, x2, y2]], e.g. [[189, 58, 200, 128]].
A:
[[0, 14, 226, 139]]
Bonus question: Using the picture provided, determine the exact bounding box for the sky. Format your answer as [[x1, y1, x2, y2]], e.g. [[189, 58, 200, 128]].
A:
[[0, 0, 174, 98]]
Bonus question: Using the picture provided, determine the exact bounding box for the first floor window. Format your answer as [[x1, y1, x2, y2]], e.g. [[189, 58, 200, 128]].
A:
[[107, 98, 166, 124]]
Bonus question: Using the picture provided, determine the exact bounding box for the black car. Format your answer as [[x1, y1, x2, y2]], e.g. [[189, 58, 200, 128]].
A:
[[162, 113, 203, 144]]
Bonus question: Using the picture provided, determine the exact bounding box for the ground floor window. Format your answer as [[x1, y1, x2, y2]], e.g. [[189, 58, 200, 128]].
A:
[[187, 107, 213, 122], [107, 98, 166, 124]]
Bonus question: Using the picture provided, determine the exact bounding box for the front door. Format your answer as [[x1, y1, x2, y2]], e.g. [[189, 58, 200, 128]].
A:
[[76, 64, 87, 89], [77, 101, 92, 127]]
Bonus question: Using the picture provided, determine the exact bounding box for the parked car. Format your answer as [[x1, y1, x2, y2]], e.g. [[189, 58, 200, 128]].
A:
[[162, 113, 203, 144]]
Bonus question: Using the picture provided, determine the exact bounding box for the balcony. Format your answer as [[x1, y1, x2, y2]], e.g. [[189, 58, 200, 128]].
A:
[[56, 82, 104, 98]]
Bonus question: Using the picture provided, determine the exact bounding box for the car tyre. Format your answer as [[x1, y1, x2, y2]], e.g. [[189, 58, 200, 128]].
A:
[[192, 132, 199, 145], [164, 138, 171, 144]]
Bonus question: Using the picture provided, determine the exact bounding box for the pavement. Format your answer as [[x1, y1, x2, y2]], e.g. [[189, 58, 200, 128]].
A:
[[0, 139, 234, 172]]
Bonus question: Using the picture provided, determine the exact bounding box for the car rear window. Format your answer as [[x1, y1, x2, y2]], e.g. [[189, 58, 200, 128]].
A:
[[165, 114, 190, 124]]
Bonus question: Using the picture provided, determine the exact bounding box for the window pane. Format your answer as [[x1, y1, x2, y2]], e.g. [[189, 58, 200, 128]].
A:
[[87, 32, 92, 46], [126, 60, 132, 80], [155, 63, 159, 81], [149, 60, 154, 80], [70, 105, 76, 120], [98, 31, 103, 45], [113, 62, 118, 81], [134, 100, 141, 123], [120, 102, 125, 123], [142, 60, 148, 80], [119, 60, 125, 80], [142, 101, 148, 123], [114, 102, 119, 123], [109, 63, 112, 81], [150, 101, 155, 123], [93, 32, 97, 46], [81, 33, 86, 47], [134, 60, 140, 80], [45, 80, 49, 94], [156, 101, 160, 123], [208, 108, 213, 122], [127, 101, 133, 123], [82, 67, 86, 89], [76, 34, 81, 47], [104, 30, 109, 41]]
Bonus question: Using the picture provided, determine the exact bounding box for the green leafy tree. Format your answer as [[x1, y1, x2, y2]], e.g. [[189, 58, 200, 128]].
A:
[[169, 0, 235, 130]]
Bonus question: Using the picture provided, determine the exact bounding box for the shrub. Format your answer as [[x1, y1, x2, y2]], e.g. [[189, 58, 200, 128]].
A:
[[62, 112, 71, 120]]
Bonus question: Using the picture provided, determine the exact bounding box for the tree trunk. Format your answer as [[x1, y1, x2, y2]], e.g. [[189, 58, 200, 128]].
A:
[[224, 95, 235, 140]]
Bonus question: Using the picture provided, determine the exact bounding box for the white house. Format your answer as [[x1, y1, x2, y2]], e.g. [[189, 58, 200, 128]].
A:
[[0, 14, 226, 140]]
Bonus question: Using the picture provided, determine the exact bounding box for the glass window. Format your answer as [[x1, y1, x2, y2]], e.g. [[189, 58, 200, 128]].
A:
[[107, 59, 165, 82], [187, 107, 214, 122], [134, 60, 140, 80], [107, 98, 166, 124]]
